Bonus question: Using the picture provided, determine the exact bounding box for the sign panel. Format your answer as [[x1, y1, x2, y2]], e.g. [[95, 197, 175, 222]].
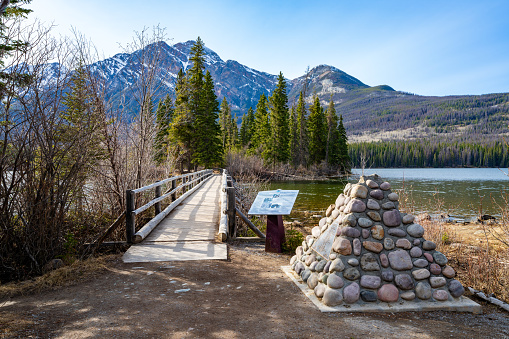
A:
[[248, 190, 299, 215], [311, 222, 339, 259]]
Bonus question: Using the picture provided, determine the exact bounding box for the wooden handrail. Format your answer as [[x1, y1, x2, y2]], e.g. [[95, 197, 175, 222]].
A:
[[126, 169, 213, 243]]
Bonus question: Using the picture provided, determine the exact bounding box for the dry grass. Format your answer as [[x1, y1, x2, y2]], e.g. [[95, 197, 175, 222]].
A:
[[0, 255, 117, 299]]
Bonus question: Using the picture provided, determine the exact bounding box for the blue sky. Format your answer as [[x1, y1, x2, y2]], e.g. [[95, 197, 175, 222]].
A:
[[28, 1, 509, 96]]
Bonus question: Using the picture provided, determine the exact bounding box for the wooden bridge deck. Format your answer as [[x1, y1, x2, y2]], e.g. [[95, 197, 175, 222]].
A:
[[122, 174, 227, 263]]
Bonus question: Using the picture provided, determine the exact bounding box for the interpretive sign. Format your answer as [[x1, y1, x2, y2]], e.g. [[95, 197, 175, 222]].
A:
[[248, 190, 299, 216], [311, 222, 339, 259]]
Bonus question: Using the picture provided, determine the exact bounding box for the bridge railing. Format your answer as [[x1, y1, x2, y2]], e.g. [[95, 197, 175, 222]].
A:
[[126, 169, 214, 243]]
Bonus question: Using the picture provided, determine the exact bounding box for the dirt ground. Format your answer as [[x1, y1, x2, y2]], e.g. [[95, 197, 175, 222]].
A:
[[1, 243, 509, 339]]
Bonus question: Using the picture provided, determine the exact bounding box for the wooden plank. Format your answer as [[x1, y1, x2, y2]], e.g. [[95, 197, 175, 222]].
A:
[[235, 207, 265, 239]]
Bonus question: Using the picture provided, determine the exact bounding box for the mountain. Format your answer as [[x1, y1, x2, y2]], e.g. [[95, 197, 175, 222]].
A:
[[45, 40, 509, 144]]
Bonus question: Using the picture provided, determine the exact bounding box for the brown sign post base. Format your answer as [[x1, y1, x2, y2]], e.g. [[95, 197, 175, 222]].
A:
[[265, 215, 285, 253]]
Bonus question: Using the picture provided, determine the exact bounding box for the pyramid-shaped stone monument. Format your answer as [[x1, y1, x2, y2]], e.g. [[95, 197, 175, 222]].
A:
[[289, 174, 478, 311]]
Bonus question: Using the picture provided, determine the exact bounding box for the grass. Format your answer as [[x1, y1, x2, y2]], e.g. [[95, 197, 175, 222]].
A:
[[0, 255, 116, 299]]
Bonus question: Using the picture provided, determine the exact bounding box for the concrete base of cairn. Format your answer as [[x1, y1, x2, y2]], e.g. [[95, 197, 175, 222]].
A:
[[287, 174, 481, 313]]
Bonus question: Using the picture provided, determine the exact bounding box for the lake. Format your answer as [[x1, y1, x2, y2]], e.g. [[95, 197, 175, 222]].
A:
[[268, 168, 509, 221]]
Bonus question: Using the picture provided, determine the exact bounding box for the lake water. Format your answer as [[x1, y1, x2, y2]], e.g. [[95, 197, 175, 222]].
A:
[[268, 168, 509, 220]]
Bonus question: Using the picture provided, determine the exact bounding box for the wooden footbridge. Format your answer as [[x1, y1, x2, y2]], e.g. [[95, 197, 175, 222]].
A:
[[121, 169, 264, 263]]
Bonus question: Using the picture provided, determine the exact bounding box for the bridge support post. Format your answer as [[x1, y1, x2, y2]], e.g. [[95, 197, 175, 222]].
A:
[[171, 179, 176, 202], [227, 185, 236, 239], [126, 189, 135, 243], [155, 184, 161, 215]]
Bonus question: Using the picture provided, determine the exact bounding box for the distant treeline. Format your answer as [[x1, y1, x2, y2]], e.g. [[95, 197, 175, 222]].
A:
[[349, 140, 509, 168]]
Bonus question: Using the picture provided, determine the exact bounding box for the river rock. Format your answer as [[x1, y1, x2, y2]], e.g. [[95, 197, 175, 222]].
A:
[[380, 182, 391, 190], [380, 253, 389, 268], [343, 214, 357, 227], [371, 225, 384, 240], [358, 218, 373, 228], [402, 214, 415, 224], [388, 228, 407, 237], [301, 269, 312, 282], [331, 209, 340, 220], [363, 241, 384, 253], [413, 239, 421, 246], [341, 226, 361, 238], [429, 263, 441, 275], [422, 240, 436, 250], [430, 277, 447, 288], [378, 284, 399, 302], [416, 282, 432, 300], [294, 261, 305, 275], [384, 238, 395, 250], [367, 211, 381, 221], [335, 194, 346, 208], [315, 260, 327, 273], [395, 274, 414, 290], [413, 259, 429, 268], [381, 270, 394, 281], [319, 218, 327, 228], [326, 204, 335, 217], [329, 253, 337, 260], [327, 273, 344, 289], [290, 255, 298, 265], [314, 283, 326, 298], [366, 179, 378, 188], [308, 238, 315, 247], [296, 246, 303, 258], [412, 268, 430, 280], [383, 210, 401, 227], [344, 268, 360, 281], [309, 261, 317, 271], [330, 258, 345, 272], [448, 279, 465, 298], [382, 201, 396, 210], [350, 184, 368, 199], [322, 273, 329, 284], [353, 238, 361, 256], [370, 189, 384, 200], [433, 290, 449, 301], [396, 238, 412, 249], [344, 183, 352, 195], [388, 250, 413, 270], [407, 224, 425, 238], [388, 193, 399, 201], [333, 237, 352, 255], [343, 282, 360, 303], [323, 287, 343, 306], [348, 258, 359, 266], [307, 273, 319, 289], [442, 265, 456, 278], [305, 253, 316, 266], [367, 199, 381, 210], [360, 275, 381, 289], [424, 253, 434, 262], [361, 253, 380, 271], [324, 261, 332, 273], [433, 252, 448, 266], [361, 290, 378, 302], [347, 199, 367, 213], [410, 246, 422, 257], [401, 291, 416, 301], [302, 240, 308, 251], [362, 229, 370, 238]]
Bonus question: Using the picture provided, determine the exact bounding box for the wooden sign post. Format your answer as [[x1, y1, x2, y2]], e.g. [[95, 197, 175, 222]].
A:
[[248, 189, 299, 253]]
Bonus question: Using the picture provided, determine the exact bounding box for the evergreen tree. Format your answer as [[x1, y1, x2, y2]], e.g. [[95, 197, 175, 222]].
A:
[[239, 107, 255, 147], [268, 72, 290, 164], [153, 94, 174, 165], [296, 92, 309, 167], [325, 96, 341, 168], [219, 98, 231, 149], [289, 105, 299, 166], [251, 94, 271, 160], [308, 95, 326, 164], [194, 70, 222, 167], [337, 114, 351, 173]]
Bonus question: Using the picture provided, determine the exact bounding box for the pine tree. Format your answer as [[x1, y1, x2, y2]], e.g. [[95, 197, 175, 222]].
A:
[[296, 92, 309, 167], [289, 105, 299, 166], [239, 107, 255, 147], [251, 93, 271, 160], [194, 70, 222, 167], [325, 96, 340, 169], [308, 95, 326, 165], [268, 72, 290, 164], [153, 94, 174, 165], [219, 98, 231, 149], [337, 114, 351, 173]]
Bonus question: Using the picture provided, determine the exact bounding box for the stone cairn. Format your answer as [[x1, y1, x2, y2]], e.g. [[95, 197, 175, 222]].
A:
[[290, 174, 465, 307]]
